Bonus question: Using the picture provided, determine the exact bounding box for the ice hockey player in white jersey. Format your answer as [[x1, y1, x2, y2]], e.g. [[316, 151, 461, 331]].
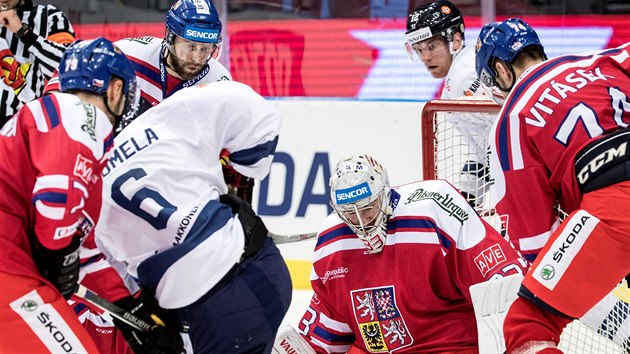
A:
[[44, 0, 254, 202], [114, 0, 231, 116], [405, 1, 495, 208], [96, 80, 292, 353], [45, 0, 231, 116]]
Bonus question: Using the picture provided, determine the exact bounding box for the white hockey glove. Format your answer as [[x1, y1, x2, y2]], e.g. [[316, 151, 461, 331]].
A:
[[272, 325, 316, 354], [469, 273, 524, 354]]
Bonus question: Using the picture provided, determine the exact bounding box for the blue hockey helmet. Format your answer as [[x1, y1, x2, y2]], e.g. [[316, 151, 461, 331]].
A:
[[474, 22, 506, 104], [476, 21, 500, 49], [165, 0, 222, 45], [475, 18, 545, 93], [59, 37, 138, 126]]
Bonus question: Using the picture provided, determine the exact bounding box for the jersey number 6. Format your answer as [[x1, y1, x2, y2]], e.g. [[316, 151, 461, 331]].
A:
[[111, 168, 177, 230]]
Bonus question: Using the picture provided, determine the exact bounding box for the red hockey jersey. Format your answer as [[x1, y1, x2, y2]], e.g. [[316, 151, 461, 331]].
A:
[[0, 93, 113, 279], [298, 180, 527, 353], [489, 43, 630, 261]]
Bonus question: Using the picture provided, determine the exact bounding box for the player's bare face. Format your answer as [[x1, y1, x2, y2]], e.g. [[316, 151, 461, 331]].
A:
[[167, 36, 218, 80], [413, 37, 452, 79], [0, 0, 20, 10]]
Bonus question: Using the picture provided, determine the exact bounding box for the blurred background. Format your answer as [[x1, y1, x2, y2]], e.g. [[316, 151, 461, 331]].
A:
[[37, 0, 630, 101]]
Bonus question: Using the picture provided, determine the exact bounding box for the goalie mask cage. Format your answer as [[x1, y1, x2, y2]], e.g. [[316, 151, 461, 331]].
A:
[[421, 97, 630, 354]]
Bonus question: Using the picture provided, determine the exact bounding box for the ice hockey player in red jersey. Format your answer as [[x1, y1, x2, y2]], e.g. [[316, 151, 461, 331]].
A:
[[286, 154, 527, 353], [476, 18, 630, 353], [475, 18, 549, 263], [0, 37, 137, 353]]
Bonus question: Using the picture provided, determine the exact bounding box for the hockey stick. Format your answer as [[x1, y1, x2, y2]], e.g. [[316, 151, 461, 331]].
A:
[[269, 231, 317, 244], [75, 285, 154, 332]]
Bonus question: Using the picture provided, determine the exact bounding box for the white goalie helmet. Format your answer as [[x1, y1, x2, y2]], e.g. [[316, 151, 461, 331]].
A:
[[330, 154, 393, 254]]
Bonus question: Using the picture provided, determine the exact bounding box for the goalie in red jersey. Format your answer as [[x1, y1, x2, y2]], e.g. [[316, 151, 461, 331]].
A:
[[476, 18, 630, 353], [274, 153, 527, 354]]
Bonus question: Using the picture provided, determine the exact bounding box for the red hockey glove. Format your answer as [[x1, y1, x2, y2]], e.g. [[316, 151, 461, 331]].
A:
[[220, 149, 255, 203]]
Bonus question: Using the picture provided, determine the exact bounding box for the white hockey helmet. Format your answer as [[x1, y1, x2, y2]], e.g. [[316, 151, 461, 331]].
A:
[[330, 154, 393, 254]]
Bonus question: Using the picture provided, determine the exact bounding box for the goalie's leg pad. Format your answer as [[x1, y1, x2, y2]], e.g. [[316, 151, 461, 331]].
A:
[[469, 273, 523, 354], [272, 325, 316, 354]]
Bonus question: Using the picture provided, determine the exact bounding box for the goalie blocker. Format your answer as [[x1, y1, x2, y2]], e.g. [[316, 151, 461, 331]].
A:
[[470, 273, 523, 354]]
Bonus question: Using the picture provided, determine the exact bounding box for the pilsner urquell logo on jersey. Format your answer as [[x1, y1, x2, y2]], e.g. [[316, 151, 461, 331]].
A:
[[351, 286, 412, 352]]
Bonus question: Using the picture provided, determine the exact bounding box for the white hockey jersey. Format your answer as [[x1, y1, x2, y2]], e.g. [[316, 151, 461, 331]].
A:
[[44, 36, 232, 116], [95, 81, 281, 309], [439, 46, 496, 199], [441, 46, 483, 99]]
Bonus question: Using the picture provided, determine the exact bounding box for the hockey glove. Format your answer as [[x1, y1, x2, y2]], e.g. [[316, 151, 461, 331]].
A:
[[220, 193, 268, 258], [32, 235, 81, 300], [220, 149, 256, 203], [113, 290, 184, 354]]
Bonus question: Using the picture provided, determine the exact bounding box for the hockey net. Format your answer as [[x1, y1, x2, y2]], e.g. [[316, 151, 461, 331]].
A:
[[421, 97, 630, 354]]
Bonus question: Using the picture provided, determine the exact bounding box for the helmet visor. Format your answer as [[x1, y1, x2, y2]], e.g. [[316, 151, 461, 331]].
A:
[[404, 26, 433, 61], [404, 37, 447, 61], [170, 35, 222, 62], [335, 196, 387, 239], [404, 41, 416, 61], [480, 80, 506, 106]]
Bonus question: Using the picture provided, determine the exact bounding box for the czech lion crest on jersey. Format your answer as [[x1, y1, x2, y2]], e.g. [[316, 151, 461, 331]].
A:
[[351, 286, 412, 352]]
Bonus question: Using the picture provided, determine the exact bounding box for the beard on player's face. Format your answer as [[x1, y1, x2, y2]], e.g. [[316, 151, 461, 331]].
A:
[[167, 52, 205, 81]]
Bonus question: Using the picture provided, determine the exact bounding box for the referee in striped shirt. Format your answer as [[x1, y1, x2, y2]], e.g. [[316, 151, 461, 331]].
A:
[[0, 0, 74, 126]]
